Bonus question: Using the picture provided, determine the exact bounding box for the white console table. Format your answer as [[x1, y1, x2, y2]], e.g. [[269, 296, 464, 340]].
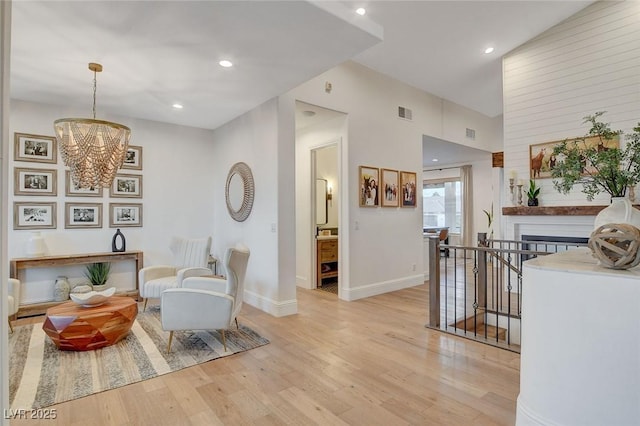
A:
[[517, 248, 640, 425]]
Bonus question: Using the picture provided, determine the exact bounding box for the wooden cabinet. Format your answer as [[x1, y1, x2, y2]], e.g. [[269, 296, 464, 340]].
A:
[[317, 238, 338, 287]]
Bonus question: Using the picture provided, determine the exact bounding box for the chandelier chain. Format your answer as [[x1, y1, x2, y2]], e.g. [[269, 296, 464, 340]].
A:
[[92, 69, 97, 120]]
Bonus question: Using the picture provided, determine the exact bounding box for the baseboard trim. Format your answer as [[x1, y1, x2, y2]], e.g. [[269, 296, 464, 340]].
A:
[[296, 275, 313, 289], [341, 274, 424, 301], [244, 289, 298, 317]]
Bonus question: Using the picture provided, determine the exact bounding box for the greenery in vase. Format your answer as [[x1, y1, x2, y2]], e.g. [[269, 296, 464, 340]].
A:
[[551, 111, 640, 201], [482, 203, 494, 239], [84, 262, 111, 287], [526, 180, 540, 201]]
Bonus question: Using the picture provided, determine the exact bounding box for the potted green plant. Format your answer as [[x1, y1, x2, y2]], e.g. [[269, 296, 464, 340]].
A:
[[480, 203, 494, 247], [84, 262, 111, 290], [526, 180, 541, 206], [551, 111, 640, 201], [551, 111, 640, 229]]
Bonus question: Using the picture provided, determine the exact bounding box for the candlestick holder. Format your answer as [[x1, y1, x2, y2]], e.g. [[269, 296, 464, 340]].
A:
[[509, 178, 515, 204], [517, 184, 524, 206]]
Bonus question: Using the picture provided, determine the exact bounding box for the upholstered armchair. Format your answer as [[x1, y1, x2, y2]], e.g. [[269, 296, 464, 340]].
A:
[[160, 246, 250, 353], [139, 236, 212, 311], [161, 288, 235, 353], [8, 278, 20, 333], [177, 245, 250, 328]]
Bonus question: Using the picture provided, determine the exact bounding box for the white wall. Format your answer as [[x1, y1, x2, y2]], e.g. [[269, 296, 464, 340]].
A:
[[9, 100, 216, 303], [503, 1, 640, 207], [470, 160, 495, 239], [211, 98, 297, 317], [1, 1, 10, 420], [285, 61, 500, 299]]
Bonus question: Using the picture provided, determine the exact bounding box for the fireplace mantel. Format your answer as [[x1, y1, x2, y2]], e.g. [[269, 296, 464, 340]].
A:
[[503, 205, 616, 216], [503, 203, 640, 241]]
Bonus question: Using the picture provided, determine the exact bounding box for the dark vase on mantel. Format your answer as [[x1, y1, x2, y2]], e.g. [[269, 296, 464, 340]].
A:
[[527, 198, 539, 207], [112, 229, 126, 252]]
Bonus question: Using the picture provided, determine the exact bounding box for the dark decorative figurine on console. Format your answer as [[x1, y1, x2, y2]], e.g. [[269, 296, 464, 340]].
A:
[[112, 228, 126, 252]]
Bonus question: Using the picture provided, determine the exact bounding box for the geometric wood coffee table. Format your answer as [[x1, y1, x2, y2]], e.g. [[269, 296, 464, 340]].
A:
[[42, 296, 138, 351]]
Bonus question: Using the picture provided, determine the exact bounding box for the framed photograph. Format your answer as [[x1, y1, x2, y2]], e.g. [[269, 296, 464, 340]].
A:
[[381, 168, 399, 207], [359, 166, 380, 207], [14, 133, 57, 164], [400, 171, 417, 207], [14, 167, 57, 196], [529, 134, 620, 179], [122, 145, 143, 170], [65, 171, 103, 197], [65, 202, 102, 229], [109, 203, 143, 227], [110, 173, 142, 198], [14, 202, 56, 230]]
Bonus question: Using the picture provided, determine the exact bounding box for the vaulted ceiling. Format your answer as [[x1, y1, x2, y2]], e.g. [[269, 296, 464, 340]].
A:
[[10, 1, 592, 132]]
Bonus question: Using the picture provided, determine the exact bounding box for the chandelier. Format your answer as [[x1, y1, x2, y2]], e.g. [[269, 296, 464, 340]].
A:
[[54, 63, 131, 189]]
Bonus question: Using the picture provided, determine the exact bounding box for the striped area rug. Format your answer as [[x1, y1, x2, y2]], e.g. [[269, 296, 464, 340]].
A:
[[9, 306, 269, 410]]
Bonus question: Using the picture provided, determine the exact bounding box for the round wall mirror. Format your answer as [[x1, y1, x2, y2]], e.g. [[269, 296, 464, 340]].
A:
[[225, 162, 255, 222]]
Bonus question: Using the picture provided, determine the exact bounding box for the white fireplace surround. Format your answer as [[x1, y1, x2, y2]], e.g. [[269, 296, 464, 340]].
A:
[[505, 215, 594, 242]]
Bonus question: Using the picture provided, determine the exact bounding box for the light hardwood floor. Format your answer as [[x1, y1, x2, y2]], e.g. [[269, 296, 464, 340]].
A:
[[11, 284, 520, 425]]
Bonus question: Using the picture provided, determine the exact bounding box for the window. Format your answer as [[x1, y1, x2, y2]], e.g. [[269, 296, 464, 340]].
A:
[[423, 180, 461, 233]]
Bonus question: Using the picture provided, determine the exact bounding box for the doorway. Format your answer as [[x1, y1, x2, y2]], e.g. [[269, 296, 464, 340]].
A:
[[294, 101, 346, 296], [312, 144, 339, 294]]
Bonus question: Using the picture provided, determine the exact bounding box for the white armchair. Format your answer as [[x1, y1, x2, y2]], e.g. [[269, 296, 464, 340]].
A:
[[8, 278, 20, 333], [139, 236, 212, 311], [160, 245, 250, 353], [161, 288, 235, 353], [178, 245, 250, 328]]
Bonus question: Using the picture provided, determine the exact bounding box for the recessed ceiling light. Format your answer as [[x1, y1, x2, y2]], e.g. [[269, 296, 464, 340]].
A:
[[356, 7, 366, 16], [172, 103, 183, 109], [219, 60, 233, 68], [484, 47, 495, 54], [302, 110, 316, 117], [432, 158, 439, 162]]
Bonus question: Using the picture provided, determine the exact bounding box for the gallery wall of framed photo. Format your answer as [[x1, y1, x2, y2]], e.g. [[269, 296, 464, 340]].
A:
[[359, 165, 417, 208], [12, 131, 144, 230]]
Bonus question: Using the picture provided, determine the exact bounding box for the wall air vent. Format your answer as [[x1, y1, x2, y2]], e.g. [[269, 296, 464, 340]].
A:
[[466, 128, 476, 140], [398, 106, 413, 121]]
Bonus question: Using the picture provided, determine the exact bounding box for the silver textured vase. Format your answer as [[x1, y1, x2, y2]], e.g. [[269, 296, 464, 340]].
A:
[[53, 276, 71, 301]]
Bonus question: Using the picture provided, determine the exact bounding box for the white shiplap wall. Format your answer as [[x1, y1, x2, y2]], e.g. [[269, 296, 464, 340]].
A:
[[503, 0, 640, 206]]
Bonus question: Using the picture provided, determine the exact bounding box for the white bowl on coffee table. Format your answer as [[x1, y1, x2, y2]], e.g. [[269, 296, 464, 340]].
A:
[[70, 287, 116, 307]]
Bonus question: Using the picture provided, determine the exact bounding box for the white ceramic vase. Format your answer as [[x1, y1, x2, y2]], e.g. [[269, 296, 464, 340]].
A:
[[26, 231, 46, 257], [593, 197, 640, 230]]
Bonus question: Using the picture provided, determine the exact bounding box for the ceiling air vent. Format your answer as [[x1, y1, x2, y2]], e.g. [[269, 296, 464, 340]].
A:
[[466, 128, 476, 140], [398, 106, 413, 121]]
